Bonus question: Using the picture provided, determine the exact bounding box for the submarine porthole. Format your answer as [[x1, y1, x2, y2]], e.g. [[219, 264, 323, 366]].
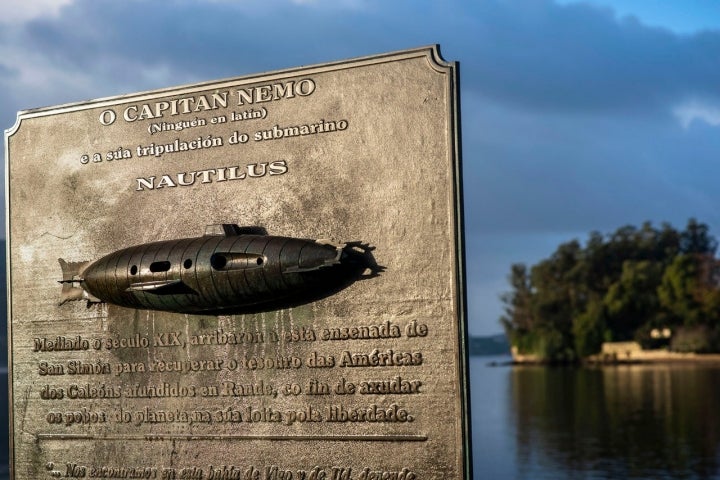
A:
[[211, 254, 227, 270], [150, 261, 171, 272], [183, 259, 193, 269], [130, 265, 138, 275]]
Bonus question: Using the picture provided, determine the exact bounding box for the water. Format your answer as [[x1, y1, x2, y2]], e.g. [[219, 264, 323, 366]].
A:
[[471, 356, 720, 479], [4, 361, 720, 479]]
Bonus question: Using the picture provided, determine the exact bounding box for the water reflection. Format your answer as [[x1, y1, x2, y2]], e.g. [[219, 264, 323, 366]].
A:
[[4, 361, 720, 480], [509, 364, 720, 479]]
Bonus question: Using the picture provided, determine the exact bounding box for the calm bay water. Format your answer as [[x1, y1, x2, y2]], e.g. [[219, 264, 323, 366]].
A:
[[3, 361, 720, 479], [471, 356, 720, 479]]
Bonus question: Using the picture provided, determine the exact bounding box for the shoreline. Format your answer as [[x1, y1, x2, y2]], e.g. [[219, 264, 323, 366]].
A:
[[505, 352, 720, 366], [471, 351, 720, 366], [585, 351, 720, 364], [505, 341, 720, 365]]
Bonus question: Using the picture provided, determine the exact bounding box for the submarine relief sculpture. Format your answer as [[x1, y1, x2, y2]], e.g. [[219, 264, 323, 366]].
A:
[[59, 224, 378, 314]]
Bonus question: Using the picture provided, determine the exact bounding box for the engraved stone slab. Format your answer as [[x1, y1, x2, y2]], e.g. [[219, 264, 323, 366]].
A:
[[5, 46, 469, 480]]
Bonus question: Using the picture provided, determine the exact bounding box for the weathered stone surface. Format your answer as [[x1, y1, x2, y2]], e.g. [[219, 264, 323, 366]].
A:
[[6, 46, 469, 480]]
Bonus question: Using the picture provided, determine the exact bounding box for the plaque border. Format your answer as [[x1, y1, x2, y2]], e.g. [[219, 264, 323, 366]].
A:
[[5, 45, 470, 479]]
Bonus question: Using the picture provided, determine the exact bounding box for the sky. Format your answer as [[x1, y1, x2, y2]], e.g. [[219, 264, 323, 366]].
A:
[[2, 0, 720, 336]]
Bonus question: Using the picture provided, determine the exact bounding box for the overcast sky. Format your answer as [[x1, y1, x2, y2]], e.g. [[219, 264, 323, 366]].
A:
[[2, 0, 720, 336]]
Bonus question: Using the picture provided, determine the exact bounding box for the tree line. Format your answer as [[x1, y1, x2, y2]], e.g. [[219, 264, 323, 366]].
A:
[[501, 219, 720, 361]]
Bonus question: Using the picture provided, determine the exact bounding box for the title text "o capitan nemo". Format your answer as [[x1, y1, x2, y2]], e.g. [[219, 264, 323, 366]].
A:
[[98, 78, 316, 126]]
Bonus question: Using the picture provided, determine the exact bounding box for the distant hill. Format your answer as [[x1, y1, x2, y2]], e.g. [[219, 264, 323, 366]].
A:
[[468, 333, 510, 356]]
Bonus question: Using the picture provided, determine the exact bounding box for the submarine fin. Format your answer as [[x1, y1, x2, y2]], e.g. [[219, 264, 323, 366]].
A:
[[126, 279, 197, 295], [58, 258, 93, 305], [58, 286, 86, 305], [58, 258, 90, 282], [127, 279, 182, 292]]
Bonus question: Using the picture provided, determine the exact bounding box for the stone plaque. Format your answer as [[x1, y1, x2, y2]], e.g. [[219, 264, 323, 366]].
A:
[[5, 46, 469, 480]]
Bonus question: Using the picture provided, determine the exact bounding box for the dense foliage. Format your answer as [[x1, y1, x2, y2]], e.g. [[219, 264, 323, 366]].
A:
[[501, 219, 720, 361]]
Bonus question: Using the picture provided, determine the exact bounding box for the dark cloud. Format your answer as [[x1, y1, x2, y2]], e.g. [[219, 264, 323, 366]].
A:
[[15, 0, 393, 89], [459, 1, 720, 114], [462, 93, 720, 236], [3, 0, 720, 336], [8, 0, 720, 114]]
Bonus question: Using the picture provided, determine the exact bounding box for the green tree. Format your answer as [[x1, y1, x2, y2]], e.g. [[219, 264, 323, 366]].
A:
[[500, 263, 534, 336], [572, 299, 606, 357], [658, 254, 705, 327], [681, 218, 718, 255], [658, 253, 720, 328], [603, 260, 664, 341], [500, 219, 720, 360]]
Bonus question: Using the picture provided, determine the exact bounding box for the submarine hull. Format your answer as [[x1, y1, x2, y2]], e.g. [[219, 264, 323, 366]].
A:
[[77, 233, 358, 314]]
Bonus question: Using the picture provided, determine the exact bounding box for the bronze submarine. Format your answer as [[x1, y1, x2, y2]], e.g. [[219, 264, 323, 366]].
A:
[[59, 224, 377, 314]]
